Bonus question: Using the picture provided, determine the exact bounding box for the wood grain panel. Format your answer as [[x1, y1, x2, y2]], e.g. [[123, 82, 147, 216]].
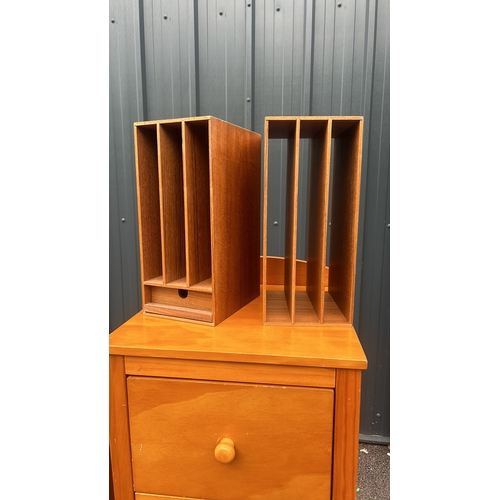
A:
[[110, 295, 368, 370], [182, 120, 212, 287], [135, 124, 162, 289], [261, 256, 330, 286], [262, 118, 270, 321], [135, 494, 200, 500], [328, 120, 363, 323], [109, 355, 134, 500], [143, 302, 213, 323], [305, 120, 331, 322], [124, 356, 336, 388], [127, 377, 333, 500], [284, 120, 300, 323], [209, 117, 261, 325], [149, 286, 212, 311], [333, 369, 362, 500], [158, 123, 185, 284]]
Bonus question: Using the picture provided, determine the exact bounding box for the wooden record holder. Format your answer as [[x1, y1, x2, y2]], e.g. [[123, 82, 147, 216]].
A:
[[262, 116, 364, 326], [134, 116, 261, 326]]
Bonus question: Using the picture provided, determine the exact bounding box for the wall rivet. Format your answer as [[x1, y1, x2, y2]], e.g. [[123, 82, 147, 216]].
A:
[[246, 97, 251, 102], [337, 2, 342, 7], [376, 412, 381, 418], [121, 218, 126, 223], [111, 18, 115, 23], [219, 10, 223, 16], [247, 3, 251, 6], [163, 15, 167, 19], [274, 221, 278, 226], [276, 6, 281, 11]]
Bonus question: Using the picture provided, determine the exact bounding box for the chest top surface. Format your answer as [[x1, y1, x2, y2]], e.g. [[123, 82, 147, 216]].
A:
[[110, 293, 367, 370]]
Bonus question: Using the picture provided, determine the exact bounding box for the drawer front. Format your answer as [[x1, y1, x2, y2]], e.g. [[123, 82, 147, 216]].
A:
[[127, 377, 334, 500]]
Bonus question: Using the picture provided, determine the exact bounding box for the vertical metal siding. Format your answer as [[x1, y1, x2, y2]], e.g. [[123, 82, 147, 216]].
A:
[[109, 0, 144, 332], [109, 0, 390, 441], [355, 0, 390, 440]]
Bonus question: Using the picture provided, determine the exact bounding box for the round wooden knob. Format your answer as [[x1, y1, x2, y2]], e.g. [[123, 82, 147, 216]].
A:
[[214, 438, 235, 464]]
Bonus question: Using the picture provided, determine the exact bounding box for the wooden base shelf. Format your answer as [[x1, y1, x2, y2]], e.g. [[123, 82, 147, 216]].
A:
[[265, 288, 347, 326]]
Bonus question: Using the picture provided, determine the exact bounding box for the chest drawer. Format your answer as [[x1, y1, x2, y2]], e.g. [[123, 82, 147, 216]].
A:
[[127, 377, 334, 500]]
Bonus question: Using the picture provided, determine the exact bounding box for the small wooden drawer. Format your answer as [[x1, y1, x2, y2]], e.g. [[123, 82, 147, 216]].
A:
[[127, 377, 334, 499]]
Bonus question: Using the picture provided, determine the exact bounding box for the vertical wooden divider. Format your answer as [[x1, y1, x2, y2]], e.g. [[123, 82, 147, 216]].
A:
[[158, 123, 185, 285], [262, 119, 269, 323], [305, 120, 332, 323], [284, 120, 300, 323], [328, 120, 363, 324]]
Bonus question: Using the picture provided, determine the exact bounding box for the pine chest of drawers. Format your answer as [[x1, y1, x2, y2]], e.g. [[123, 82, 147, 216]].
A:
[[110, 293, 367, 500]]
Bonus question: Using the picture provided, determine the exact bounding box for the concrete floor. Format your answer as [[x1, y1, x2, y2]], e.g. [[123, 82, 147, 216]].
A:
[[356, 442, 390, 499]]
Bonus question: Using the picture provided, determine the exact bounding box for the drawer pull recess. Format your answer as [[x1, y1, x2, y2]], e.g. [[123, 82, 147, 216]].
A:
[[214, 438, 235, 464]]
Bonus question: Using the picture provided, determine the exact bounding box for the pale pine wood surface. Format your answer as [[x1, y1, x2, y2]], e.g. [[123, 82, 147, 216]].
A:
[[109, 356, 134, 500], [135, 493, 209, 499], [333, 369, 363, 500], [109, 291, 367, 370], [127, 377, 333, 499], [124, 357, 336, 388]]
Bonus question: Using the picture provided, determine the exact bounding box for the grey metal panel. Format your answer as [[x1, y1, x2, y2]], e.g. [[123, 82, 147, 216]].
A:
[[109, 0, 144, 332], [109, 0, 390, 439], [142, 0, 197, 120], [196, 0, 251, 127], [353, 0, 390, 440], [254, 0, 314, 258]]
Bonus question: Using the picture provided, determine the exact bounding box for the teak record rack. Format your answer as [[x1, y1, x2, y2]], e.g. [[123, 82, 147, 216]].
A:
[[134, 116, 261, 326], [262, 116, 364, 326]]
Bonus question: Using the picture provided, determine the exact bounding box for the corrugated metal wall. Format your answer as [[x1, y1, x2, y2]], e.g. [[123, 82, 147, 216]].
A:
[[109, 0, 389, 441]]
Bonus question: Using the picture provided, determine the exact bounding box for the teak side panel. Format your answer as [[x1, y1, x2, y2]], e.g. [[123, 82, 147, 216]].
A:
[[127, 377, 333, 500], [305, 120, 332, 323], [135, 125, 162, 288], [209, 118, 261, 326], [182, 120, 212, 287], [328, 121, 363, 323], [284, 121, 300, 322], [158, 123, 185, 284], [262, 119, 270, 320]]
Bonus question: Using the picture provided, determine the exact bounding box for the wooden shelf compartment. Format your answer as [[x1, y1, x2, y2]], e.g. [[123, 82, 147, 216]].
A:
[[134, 116, 261, 326], [262, 117, 363, 326]]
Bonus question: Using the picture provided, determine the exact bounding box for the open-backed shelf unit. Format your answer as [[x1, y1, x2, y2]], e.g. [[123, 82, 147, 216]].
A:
[[134, 116, 261, 326], [262, 116, 364, 326]]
